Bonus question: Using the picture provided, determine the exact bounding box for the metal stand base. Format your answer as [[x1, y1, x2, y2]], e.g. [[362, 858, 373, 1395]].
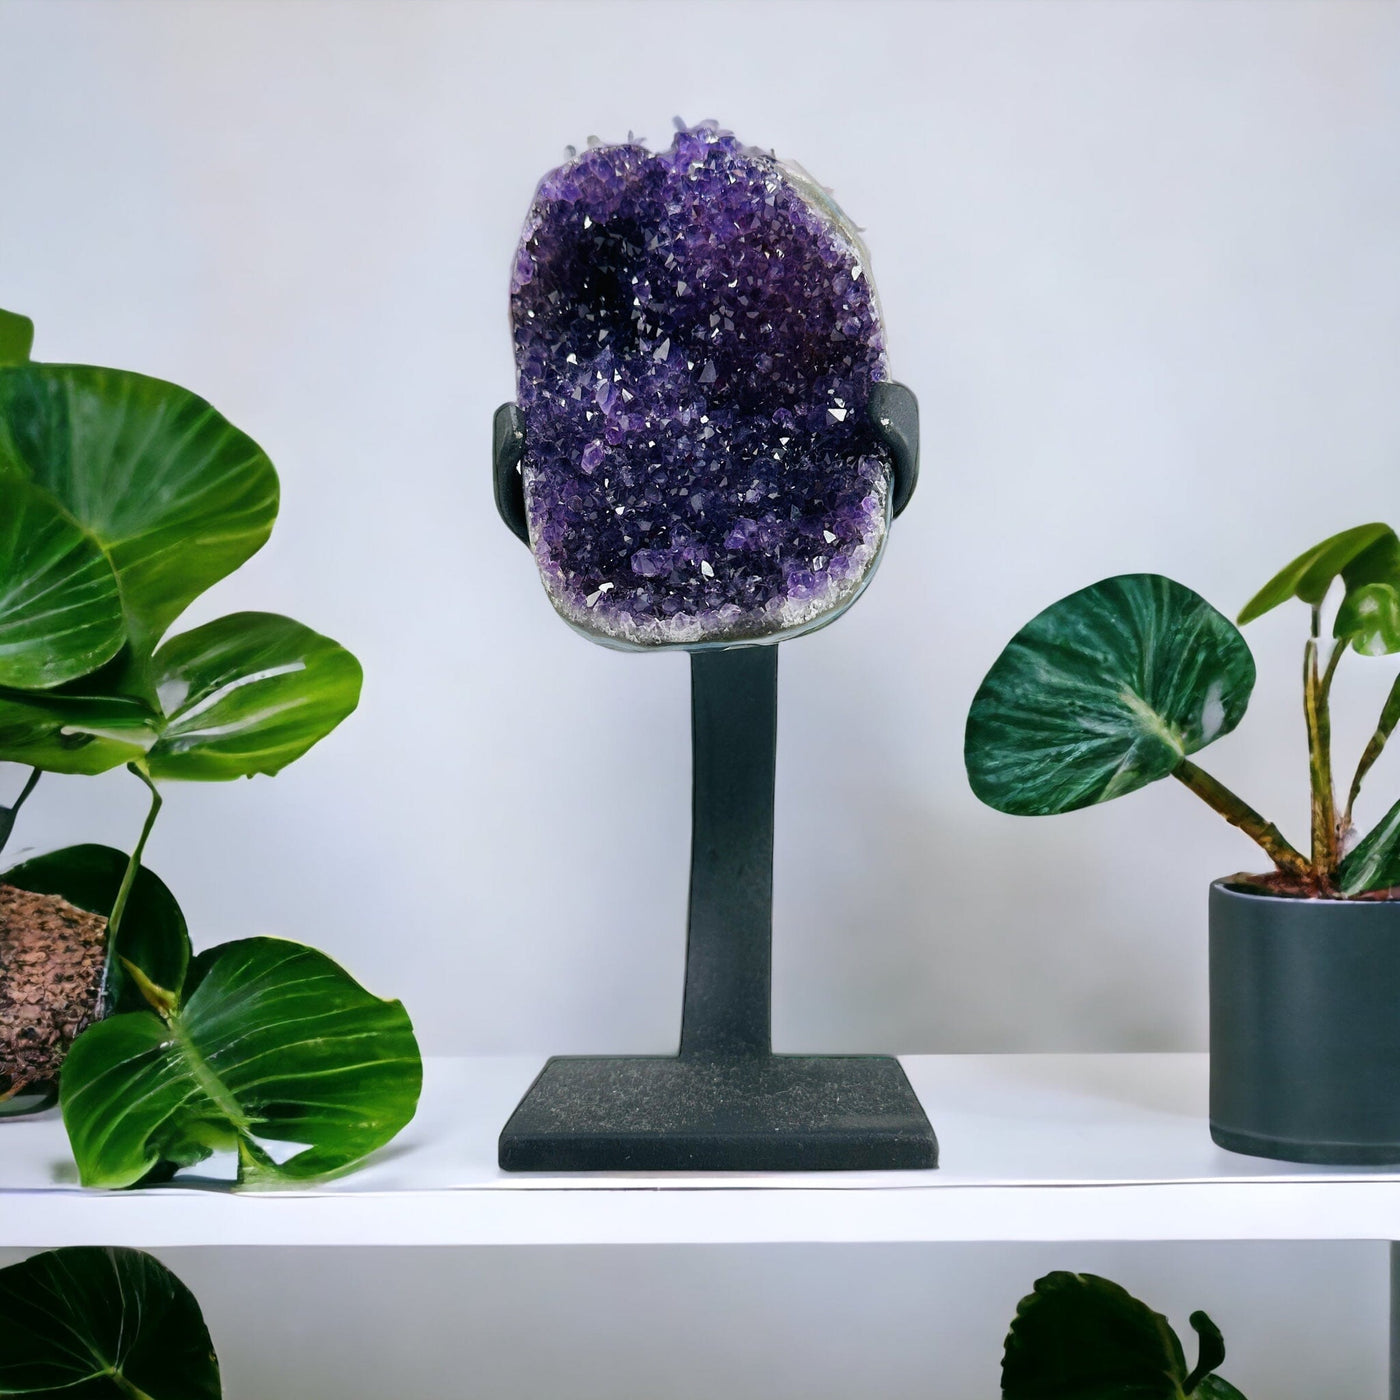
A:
[[499, 1053, 936, 1171]]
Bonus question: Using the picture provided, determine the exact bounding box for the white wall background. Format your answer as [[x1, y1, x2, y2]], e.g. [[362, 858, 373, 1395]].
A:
[[1, 1, 1398, 1396]]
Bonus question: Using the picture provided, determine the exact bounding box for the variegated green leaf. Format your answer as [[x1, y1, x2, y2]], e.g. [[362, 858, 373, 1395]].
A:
[[1334, 581, 1400, 656], [966, 575, 1255, 816], [1339, 796, 1400, 896], [61, 937, 421, 1189]]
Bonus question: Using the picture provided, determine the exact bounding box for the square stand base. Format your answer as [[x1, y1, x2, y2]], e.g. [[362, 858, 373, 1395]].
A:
[[498, 1054, 938, 1172]]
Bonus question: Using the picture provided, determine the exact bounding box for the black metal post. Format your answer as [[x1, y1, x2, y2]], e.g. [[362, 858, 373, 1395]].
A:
[[495, 387, 936, 1171], [680, 646, 777, 1058]]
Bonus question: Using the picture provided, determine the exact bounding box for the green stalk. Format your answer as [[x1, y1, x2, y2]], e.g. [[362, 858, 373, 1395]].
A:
[[0, 766, 40, 860], [104, 763, 163, 960], [1303, 607, 1340, 875], [1173, 759, 1312, 878], [1344, 669, 1400, 829]]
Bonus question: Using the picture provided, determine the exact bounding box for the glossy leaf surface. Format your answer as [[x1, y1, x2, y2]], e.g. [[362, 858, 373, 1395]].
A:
[[0, 477, 124, 689], [62, 936, 421, 1188], [146, 612, 362, 780], [0, 1246, 220, 1398], [1339, 796, 1400, 896], [1001, 1272, 1246, 1400], [0, 682, 155, 775], [1333, 581, 1400, 656], [4, 844, 189, 1014], [1238, 522, 1398, 623], [0, 364, 278, 659], [966, 575, 1254, 816], [0, 310, 33, 366]]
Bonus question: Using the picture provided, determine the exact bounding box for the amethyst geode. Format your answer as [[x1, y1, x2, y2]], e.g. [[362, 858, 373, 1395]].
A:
[[510, 122, 895, 649]]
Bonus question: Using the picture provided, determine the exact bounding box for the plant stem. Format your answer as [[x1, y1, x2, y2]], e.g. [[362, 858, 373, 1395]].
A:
[[1173, 758, 1312, 877], [0, 766, 40, 860], [1344, 668, 1400, 829], [105, 764, 163, 953], [1303, 612, 1341, 875]]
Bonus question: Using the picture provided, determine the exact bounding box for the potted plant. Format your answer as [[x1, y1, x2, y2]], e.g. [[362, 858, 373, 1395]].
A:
[[965, 525, 1400, 1164], [0, 308, 422, 1187]]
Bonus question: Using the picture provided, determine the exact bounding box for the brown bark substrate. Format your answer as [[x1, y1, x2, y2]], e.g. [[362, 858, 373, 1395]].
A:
[[0, 884, 106, 1099]]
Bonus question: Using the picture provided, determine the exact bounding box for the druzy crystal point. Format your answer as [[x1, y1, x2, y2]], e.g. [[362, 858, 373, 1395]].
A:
[[510, 122, 895, 649]]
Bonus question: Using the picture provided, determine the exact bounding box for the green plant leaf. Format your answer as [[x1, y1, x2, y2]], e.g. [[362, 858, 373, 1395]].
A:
[[1333, 581, 1400, 656], [1001, 1271, 1186, 1399], [966, 575, 1254, 816], [1338, 795, 1400, 896], [61, 936, 421, 1189], [0, 310, 33, 367], [1001, 1272, 1247, 1400], [1192, 1380, 1248, 1400], [0, 364, 279, 663], [0, 680, 156, 775], [1183, 1312, 1227, 1393], [0, 1246, 220, 1398], [4, 844, 189, 1014], [1238, 522, 1398, 624], [145, 611, 363, 780], [0, 476, 125, 690]]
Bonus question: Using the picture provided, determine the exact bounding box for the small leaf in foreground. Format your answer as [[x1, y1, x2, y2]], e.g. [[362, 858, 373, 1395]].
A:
[[61, 936, 422, 1189], [0, 1245, 220, 1398], [146, 611, 363, 780], [966, 575, 1254, 816]]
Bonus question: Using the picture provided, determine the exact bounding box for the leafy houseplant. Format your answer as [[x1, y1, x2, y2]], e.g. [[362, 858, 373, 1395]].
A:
[[965, 525, 1400, 1163], [0, 1247, 221, 1398], [0, 309, 421, 1187], [1001, 1271, 1246, 1399]]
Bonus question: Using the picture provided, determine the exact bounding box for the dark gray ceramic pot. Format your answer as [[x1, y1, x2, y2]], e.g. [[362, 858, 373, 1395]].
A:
[[1210, 879, 1400, 1165]]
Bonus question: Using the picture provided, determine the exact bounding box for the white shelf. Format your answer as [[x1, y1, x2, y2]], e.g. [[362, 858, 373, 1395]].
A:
[[3, 1054, 1399, 1248]]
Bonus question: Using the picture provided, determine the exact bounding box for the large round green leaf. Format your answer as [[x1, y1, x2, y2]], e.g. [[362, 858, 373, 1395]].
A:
[[1001, 1272, 1247, 1400], [4, 844, 190, 1015], [0, 1246, 220, 1398], [146, 611, 363, 780], [0, 681, 156, 775], [61, 936, 421, 1189], [966, 574, 1255, 816], [0, 477, 124, 690], [0, 364, 279, 660]]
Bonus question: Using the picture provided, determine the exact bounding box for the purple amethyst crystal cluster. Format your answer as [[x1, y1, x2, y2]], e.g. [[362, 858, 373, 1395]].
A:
[[510, 122, 894, 648]]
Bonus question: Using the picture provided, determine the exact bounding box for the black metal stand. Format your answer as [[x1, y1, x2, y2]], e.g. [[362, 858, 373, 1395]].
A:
[[495, 384, 936, 1171]]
